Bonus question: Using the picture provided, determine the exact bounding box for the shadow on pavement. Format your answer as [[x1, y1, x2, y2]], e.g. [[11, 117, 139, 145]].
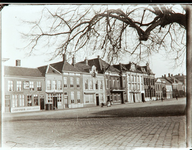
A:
[[91, 104, 186, 118]]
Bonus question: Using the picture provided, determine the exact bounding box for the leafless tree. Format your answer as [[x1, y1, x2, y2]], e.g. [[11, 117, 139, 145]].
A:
[[22, 4, 186, 65]]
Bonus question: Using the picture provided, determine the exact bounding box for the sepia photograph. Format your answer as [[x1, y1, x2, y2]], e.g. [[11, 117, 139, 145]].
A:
[[1, 3, 191, 150]]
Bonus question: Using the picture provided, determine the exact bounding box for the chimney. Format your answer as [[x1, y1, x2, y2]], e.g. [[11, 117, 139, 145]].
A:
[[97, 55, 100, 59], [178, 73, 180, 76], [72, 55, 75, 66], [63, 54, 66, 62], [164, 74, 166, 77], [182, 74, 184, 76], [85, 57, 88, 65], [16, 60, 21, 66], [168, 73, 170, 77], [171, 74, 173, 76]]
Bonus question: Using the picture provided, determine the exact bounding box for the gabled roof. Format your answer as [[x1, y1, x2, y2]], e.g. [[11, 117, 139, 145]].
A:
[[38, 61, 80, 75], [4, 66, 44, 77], [75, 57, 120, 74], [159, 77, 172, 85]]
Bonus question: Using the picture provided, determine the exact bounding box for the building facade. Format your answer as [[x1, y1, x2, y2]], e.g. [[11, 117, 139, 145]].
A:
[[4, 66, 45, 113]]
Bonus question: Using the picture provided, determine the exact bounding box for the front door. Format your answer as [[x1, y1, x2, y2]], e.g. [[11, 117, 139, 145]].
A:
[[40, 98, 44, 110], [141, 93, 145, 102], [133, 94, 135, 103], [96, 95, 99, 106], [53, 97, 57, 110]]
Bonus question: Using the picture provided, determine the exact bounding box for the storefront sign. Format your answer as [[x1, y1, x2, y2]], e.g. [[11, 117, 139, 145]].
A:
[[11, 106, 40, 113]]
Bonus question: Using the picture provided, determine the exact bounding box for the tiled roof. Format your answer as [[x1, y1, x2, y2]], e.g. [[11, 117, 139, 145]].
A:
[[159, 77, 172, 85], [75, 57, 120, 74], [4, 66, 44, 77], [38, 61, 81, 75]]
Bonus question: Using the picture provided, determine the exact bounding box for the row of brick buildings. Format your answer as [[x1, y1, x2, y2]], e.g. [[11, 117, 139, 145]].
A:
[[3, 55, 185, 113]]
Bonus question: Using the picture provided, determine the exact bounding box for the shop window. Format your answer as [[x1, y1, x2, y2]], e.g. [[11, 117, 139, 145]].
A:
[[76, 78, 80, 87], [37, 81, 42, 91], [70, 77, 74, 88], [34, 95, 38, 106], [17, 81, 22, 91], [8, 80, 14, 91], [77, 91, 80, 103], [57, 94, 62, 102], [64, 77, 67, 88], [27, 95, 32, 106], [71, 91, 74, 103], [48, 94, 53, 103], [12, 95, 18, 107], [29, 81, 34, 91], [19, 95, 24, 106]]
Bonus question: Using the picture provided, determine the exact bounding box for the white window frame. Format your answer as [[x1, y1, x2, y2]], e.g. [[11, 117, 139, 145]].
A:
[[8, 80, 14, 91], [17, 81, 22, 91]]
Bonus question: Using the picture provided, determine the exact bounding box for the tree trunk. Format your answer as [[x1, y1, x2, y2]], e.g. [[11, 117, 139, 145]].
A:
[[186, 5, 192, 148]]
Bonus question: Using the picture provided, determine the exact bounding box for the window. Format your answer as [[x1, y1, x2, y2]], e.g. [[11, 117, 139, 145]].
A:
[[34, 95, 38, 106], [57, 94, 62, 102], [70, 77, 74, 87], [141, 76, 143, 83], [64, 77, 67, 88], [48, 94, 53, 103], [123, 79, 126, 88], [85, 79, 88, 89], [12, 95, 18, 107], [37, 81, 42, 91], [71, 91, 74, 103], [58, 80, 62, 90], [129, 83, 131, 90], [132, 75, 134, 82], [76, 78, 80, 87], [27, 95, 32, 106], [95, 80, 98, 89], [17, 81, 22, 91], [129, 75, 131, 82], [100, 81, 103, 89], [89, 80, 93, 89], [52, 80, 57, 90], [138, 84, 140, 90], [138, 76, 140, 83], [29, 81, 34, 91], [77, 91, 80, 103], [19, 95, 24, 106], [8, 80, 14, 91], [47, 80, 51, 90]]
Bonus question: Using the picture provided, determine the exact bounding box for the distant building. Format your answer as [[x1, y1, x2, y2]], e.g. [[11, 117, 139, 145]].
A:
[[139, 63, 156, 101], [114, 62, 144, 103], [174, 73, 186, 95], [159, 75, 173, 99], [75, 56, 106, 107], [155, 78, 162, 100]]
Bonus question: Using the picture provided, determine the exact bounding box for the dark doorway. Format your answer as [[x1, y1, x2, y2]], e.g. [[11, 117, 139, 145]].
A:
[[133, 94, 135, 103], [96, 95, 99, 106], [40, 98, 44, 110], [141, 93, 145, 102], [53, 97, 57, 110]]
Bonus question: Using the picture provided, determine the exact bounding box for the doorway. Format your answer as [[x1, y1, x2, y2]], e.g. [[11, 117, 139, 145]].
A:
[[133, 94, 135, 103], [40, 98, 44, 110], [53, 97, 57, 110], [96, 94, 99, 106], [141, 93, 145, 102]]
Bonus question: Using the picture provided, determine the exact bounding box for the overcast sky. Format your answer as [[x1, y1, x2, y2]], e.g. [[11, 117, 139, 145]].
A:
[[2, 4, 186, 77]]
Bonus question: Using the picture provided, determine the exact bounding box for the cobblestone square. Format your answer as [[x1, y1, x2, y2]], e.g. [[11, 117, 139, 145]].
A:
[[2, 98, 187, 150]]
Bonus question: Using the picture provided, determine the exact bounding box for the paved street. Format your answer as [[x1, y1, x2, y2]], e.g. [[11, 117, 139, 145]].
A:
[[2, 98, 187, 149]]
